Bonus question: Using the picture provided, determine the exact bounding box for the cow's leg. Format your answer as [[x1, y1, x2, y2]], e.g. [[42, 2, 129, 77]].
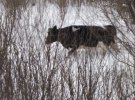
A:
[[68, 48, 77, 55], [111, 38, 115, 44], [65, 36, 79, 55], [103, 37, 113, 46], [69, 38, 79, 55], [107, 38, 115, 46], [106, 41, 111, 46], [91, 40, 98, 47], [103, 40, 111, 46]]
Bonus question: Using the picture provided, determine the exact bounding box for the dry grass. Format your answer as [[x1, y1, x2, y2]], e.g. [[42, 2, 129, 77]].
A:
[[0, 0, 135, 100]]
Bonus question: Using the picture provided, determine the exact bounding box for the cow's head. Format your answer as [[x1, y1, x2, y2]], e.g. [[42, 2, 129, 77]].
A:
[[46, 26, 58, 44]]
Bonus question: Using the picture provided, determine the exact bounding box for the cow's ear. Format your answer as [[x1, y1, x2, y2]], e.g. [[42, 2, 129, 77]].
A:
[[53, 25, 57, 30]]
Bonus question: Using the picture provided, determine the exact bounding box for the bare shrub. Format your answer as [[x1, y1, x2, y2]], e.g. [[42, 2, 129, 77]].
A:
[[0, 0, 135, 100]]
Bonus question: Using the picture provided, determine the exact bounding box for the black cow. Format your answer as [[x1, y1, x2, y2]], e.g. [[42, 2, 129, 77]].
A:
[[45, 25, 116, 54]]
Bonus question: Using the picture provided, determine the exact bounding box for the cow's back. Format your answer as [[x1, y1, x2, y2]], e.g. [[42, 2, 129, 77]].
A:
[[56, 25, 116, 50]]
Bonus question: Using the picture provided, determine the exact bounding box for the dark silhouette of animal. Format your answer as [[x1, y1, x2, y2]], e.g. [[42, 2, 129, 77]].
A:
[[45, 25, 116, 54]]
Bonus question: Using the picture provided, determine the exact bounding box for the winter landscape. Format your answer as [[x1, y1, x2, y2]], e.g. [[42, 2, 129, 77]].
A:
[[0, 0, 135, 100]]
